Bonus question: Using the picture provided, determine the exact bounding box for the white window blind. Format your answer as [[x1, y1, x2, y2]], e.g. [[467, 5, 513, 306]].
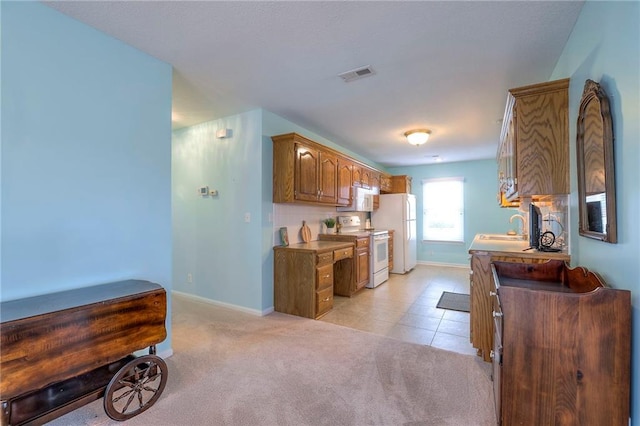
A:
[[422, 177, 464, 242]]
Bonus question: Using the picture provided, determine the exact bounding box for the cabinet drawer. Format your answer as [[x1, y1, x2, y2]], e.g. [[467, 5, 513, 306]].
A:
[[316, 264, 333, 290], [317, 251, 333, 265], [356, 238, 370, 249], [333, 246, 353, 261], [316, 287, 333, 318]]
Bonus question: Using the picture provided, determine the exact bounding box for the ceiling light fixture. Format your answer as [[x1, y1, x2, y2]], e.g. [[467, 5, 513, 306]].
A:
[[404, 129, 431, 146]]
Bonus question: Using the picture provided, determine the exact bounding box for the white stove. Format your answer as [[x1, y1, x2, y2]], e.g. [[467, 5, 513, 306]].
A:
[[337, 216, 389, 288]]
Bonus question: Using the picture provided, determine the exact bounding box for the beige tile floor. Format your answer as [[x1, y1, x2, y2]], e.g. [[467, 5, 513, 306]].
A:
[[320, 264, 477, 356]]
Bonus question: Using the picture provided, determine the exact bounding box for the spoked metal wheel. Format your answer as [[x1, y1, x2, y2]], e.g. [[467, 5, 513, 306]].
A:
[[104, 354, 168, 421]]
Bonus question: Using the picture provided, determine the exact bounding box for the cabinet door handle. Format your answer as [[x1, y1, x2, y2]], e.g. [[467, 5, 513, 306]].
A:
[[490, 350, 495, 360], [493, 311, 503, 318], [489, 291, 496, 296], [323, 297, 330, 302]]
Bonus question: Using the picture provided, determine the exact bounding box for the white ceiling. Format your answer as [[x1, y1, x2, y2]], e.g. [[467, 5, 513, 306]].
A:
[[45, 1, 583, 167]]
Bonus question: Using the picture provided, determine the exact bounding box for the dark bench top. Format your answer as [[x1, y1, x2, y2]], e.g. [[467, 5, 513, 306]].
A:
[[1, 280, 164, 323]]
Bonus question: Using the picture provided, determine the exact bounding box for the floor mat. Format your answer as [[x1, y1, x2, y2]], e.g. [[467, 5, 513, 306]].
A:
[[436, 291, 470, 313]]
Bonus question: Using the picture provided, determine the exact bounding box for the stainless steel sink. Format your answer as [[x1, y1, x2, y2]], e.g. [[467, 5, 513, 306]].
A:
[[478, 234, 525, 241]]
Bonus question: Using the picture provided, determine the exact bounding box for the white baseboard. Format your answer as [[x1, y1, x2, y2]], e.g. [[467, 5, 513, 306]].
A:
[[172, 290, 273, 316], [417, 260, 469, 269], [158, 348, 174, 359]]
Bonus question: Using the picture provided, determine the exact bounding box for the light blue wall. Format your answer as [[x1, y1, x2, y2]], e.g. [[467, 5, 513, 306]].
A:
[[389, 160, 516, 265], [550, 1, 640, 422], [1, 2, 173, 352], [172, 110, 268, 312], [172, 109, 388, 313]]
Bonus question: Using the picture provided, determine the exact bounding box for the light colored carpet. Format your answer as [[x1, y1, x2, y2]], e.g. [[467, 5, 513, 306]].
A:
[[48, 294, 496, 425]]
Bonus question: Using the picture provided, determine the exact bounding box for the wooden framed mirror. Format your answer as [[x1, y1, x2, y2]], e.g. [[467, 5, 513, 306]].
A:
[[576, 79, 616, 243]]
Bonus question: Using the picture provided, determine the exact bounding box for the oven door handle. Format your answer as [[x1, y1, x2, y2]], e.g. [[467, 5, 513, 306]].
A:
[[374, 235, 390, 241]]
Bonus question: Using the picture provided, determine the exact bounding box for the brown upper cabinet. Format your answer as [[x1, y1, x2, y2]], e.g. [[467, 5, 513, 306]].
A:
[[317, 150, 339, 204], [293, 138, 338, 204], [370, 171, 381, 193], [390, 175, 412, 194], [273, 133, 395, 207], [380, 174, 393, 193], [352, 163, 373, 189], [273, 133, 339, 205], [498, 78, 570, 202], [336, 158, 353, 206]]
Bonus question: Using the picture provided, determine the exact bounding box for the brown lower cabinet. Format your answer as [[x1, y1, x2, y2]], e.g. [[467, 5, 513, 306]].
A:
[[273, 241, 354, 319], [319, 234, 369, 296], [469, 251, 569, 362], [491, 260, 631, 425]]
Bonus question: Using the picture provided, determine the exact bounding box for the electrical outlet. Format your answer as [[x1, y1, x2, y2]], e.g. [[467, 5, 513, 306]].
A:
[[244, 213, 251, 223], [187, 273, 193, 284]]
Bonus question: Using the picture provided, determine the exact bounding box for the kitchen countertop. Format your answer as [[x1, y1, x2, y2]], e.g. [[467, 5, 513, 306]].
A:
[[320, 229, 391, 238], [273, 240, 354, 253], [468, 234, 570, 260], [319, 232, 369, 239]]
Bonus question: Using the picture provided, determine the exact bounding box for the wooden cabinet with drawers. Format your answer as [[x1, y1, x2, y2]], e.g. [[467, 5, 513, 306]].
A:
[[274, 241, 354, 319], [492, 260, 630, 425], [318, 234, 369, 296], [468, 246, 569, 362]]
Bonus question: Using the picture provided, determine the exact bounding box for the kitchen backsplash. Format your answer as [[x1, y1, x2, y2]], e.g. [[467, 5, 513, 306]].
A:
[[519, 195, 569, 250], [272, 204, 367, 245]]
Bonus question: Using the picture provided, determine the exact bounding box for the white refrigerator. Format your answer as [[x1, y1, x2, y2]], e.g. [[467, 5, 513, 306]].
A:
[[372, 193, 417, 274]]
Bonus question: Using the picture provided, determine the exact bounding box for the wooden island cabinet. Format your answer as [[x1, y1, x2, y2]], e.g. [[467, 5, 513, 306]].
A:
[[468, 235, 570, 362], [491, 260, 630, 425]]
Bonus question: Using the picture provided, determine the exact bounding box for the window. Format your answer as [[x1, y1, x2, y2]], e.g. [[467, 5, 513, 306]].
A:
[[422, 177, 464, 242]]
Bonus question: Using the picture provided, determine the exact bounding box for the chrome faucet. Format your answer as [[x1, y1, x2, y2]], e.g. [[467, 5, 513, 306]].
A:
[[510, 214, 527, 238]]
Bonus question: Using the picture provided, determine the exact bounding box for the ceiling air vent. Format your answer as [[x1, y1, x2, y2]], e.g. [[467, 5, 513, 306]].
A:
[[338, 65, 375, 83]]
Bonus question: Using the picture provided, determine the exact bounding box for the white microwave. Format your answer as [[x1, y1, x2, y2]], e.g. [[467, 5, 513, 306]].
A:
[[337, 186, 374, 212]]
